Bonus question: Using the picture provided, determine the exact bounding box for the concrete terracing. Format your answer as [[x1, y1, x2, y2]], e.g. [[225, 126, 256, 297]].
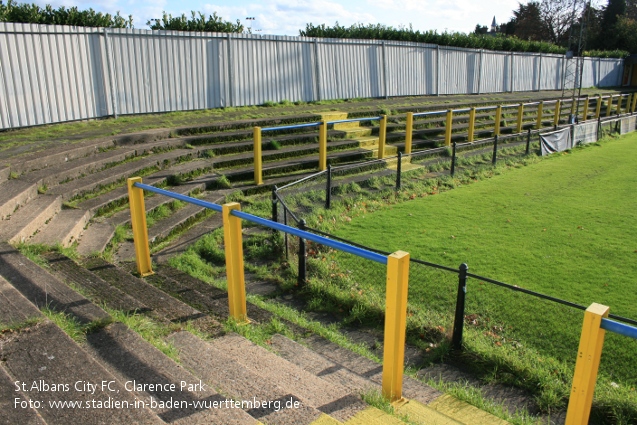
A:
[[0, 93, 590, 424]]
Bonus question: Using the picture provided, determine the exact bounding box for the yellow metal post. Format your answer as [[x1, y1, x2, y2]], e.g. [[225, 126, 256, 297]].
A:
[[554, 100, 561, 127], [516, 103, 524, 133], [616, 94, 622, 115], [624, 94, 631, 114], [382, 251, 410, 404], [444, 110, 453, 146], [494, 105, 502, 136], [468, 107, 476, 143], [606, 96, 612, 117], [127, 177, 153, 277], [595, 96, 602, 119], [536, 102, 544, 129], [319, 120, 328, 171], [405, 112, 413, 154], [378, 114, 387, 159], [253, 127, 263, 185], [565, 303, 610, 425], [222, 203, 248, 323], [582, 96, 589, 122], [632, 93, 637, 113]]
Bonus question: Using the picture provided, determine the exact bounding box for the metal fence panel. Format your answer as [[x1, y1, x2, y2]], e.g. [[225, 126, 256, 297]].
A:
[[512, 53, 539, 92], [539, 55, 563, 91], [0, 24, 627, 130], [439, 47, 480, 95], [385, 43, 437, 96]]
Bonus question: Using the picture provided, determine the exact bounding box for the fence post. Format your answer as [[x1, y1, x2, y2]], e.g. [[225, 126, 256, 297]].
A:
[[325, 164, 332, 209], [378, 114, 387, 159], [382, 250, 410, 403], [494, 105, 502, 136], [492, 135, 498, 165], [564, 303, 610, 425], [595, 95, 602, 119], [632, 93, 637, 113], [451, 263, 468, 350], [516, 103, 524, 133], [468, 107, 476, 143], [127, 177, 153, 277], [253, 127, 263, 185], [297, 220, 307, 286], [624, 94, 631, 115], [271, 186, 278, 223], [319, 120, 328, 171], [405, 112, 413, 154], [597, 117, 601, 141], [450, 141, 457, 177], [396, 151, 402, 191], [445, 109, 453, 146], [615, 94, 622, 115], [526, 128, 531, 155], [222, 202, 248, 323], [554, 100, 561, 128], [606, 96, 612, 117], [536, 101, 544, 130], [582, 96, 589, 122]]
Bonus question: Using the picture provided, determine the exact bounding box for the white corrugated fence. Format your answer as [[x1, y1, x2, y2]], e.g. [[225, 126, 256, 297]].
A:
[[0, 23, 625, 130]]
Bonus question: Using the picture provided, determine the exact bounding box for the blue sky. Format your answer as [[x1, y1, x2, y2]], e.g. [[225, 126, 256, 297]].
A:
[[32, 0, 522, 35]]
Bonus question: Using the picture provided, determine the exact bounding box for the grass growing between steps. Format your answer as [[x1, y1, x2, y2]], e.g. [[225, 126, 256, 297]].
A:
[[41, 308, 110, 343], [16, 243, 80, 267]]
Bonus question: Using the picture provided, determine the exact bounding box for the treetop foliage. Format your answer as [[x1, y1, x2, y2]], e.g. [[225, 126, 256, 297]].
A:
[[147, 11, 244, 33], [0, 0, 132, 28]]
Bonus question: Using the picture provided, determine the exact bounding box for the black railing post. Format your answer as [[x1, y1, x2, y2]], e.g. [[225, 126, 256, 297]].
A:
[[326, 164, 332, 209], [283, 208, 289, 260], [271, 185, 278, 223], [298, 219, 307, 286], [597, 117, 601, 141], [451, 263, 468, 350], [492, 135, 498, 166], [525, 128, 531, 155], [396, 151, 402, 190], [450, 141, 457, 176]]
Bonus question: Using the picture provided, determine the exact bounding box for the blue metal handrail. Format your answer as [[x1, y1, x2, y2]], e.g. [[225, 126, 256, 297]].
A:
[[261, 122, 322, 132], [328, 117, 381, 124], [601, 318, 637, 339], [133, 182, 387, 265]]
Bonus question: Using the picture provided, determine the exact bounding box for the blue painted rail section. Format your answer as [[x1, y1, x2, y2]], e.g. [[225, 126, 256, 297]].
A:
[[601, 318, 637, 339], [133, 182, 386, 265]]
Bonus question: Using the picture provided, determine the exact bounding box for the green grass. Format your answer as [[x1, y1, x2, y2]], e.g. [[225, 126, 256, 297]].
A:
[[324, 135, 637, 420]]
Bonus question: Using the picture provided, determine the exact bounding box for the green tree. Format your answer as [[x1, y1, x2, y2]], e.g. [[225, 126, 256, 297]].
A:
[[0, 0, 132, 28], [147, 11, 244, 33]]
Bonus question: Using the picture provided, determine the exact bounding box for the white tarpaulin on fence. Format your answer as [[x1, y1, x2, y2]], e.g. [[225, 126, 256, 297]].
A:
[[540, 128, 573, 156], [620, 116, 636, 135], [573, 122, 598, 145]]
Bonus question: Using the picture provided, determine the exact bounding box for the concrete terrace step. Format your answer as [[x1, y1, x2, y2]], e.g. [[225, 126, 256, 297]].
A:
[[269, 335, 461, 425], [207, 333, 367, 422], [0, 366, 46, 425], [0, 275, 43, 326], [75, 222, 115, 256], [301, 334, 441, 406], [0, 194, 62, 243], [44, 252, 148, 314], [47, 148, 199, 201], [0, 321, 163, 424], [30, 208, 90, 246], [76, 158, 214, 215], [0, 242, 110, 324], [147, 190, 228, 244], [107, 180, 209, 228], [84, 322, 259, 424], [168, 330, 333, 425], [0, 180, 38, 220], [80, 257, 213, 326], [152, 212, 223, 263]]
